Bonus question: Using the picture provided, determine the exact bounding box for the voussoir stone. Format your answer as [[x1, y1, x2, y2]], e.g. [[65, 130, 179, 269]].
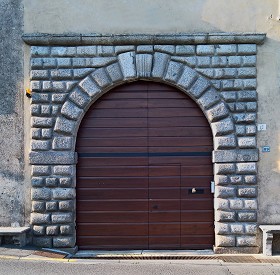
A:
[[164, 61, 184, 83], [106, 62, 123, 83], [91, 68, 112, 88], [177, 66, 198, 90], [61, 101, 83, 120], [69, 87, 91, 108], [78, 75, 101, 98], [206, 102, 229, 122], [136, 54, 153, 78], [188, 77, 210, 99], [118, 51, 136, 79], [152, 52, 170, 79], [197, 88, 221, 109]]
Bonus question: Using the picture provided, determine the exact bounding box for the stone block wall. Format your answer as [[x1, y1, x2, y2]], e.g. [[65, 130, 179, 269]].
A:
[[25, 34, 263, 252]]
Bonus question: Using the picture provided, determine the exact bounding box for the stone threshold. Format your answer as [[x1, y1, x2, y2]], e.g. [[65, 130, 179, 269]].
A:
[[22, 32, 266, 46]]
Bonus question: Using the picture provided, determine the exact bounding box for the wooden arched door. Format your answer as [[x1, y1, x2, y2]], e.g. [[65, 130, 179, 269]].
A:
[[76, 81, 214, 250]]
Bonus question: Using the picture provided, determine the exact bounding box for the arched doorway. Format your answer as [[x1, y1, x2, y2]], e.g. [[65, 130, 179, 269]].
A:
[[76, 81, 214, 250]]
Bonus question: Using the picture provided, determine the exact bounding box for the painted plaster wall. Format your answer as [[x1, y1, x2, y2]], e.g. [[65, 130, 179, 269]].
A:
[[23, 0, 280, 227], [0, 0, 27, 227]]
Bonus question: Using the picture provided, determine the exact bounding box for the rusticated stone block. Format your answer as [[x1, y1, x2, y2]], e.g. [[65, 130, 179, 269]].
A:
[[51, 47, 76, 57], [32, 165, 51, 176], [54, 117, 76, 135], [52, 137, 73, 151], [91, 68, 112, 88], [31, 46, 50, 57], [229, 175, 243, 184], [152, 52, 170, 79], [118, 51, 136, 79], [238, 44, 257, 55], [164, 61, 183, 83], [32, 93, 50, 104], [197, 45, 215, 55], [53, 237, 75, 248], [31, 213, 51, 224], [136, 54, 153, 78], [237, 211, 257, 222], [57, 58, 72, 68], [244, 175, 257, 184], [215, 222, 230, 235], [238, 137, 256, 149], [172, 56, 196, 67], [33, 237, 52, 248], [206, 102, 229, 123], [59, 200, 74, 211], [246, 125, 257, 136], [59, 177, 73, 187], [30, 152, 76, 165], [32, 128, 41, 139], [52, 188, 75, 200], [197, 56, 211, 67], [31, 140, 50, 151], [73, 68, 93, 79], [216, 211, 236, 222], [236, 236, 257, 247], [244, 200, 257, 210], [61, 101, 83, 120], [136, 45, 154, 53], [69, 88, 91, 109], [46, 226, 59, 236], [212, 56, 227, 67], [230, 224, 244, 234], [216, 44, 237, 55], [229, 199, 243, 210], [77, 46, 97, 56], [32, 117, 54, 128], [236, 125, 246, 136], [243, 56, 257, 66], [33, 225, 45, 236], [245, 224, 258, 235], [214, 175, 229, 185], [154, 45, 175, 54], [32, 201, 45, 212], [215, 186, 235, 198], [97, 46, 114, 57], [238, 187, 257, 198], [236, 163, 257, 174], [32, 188, 51, 201], [31, 70, 49, 80], [46, 201, 58, 211], [216, 235, 235, 247], [51, 69, 72, 80], [228, 56, 242, 67], [52, 213, 73, 223], [215, 163, 235, 175], [243, 79, 257, 89], [52, 93, 67, 103], [238, 90, 257, 102], [41, 129, 52, 139], [60, 225, 74, 235], [176, 45, 195, 55], [45, 178, 58, 187], [212, 117, 235, 136], [31, 177, 44, 187], [53, 166, 74, 176], [221, 91, 236, 102], [215, 198, 229, 210]]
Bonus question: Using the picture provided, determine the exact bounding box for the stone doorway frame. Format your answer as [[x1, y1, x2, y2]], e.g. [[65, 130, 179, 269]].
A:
[[24, 33, 266, 253]]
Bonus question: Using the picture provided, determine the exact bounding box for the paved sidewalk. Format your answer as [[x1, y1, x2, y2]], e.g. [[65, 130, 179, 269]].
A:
[[1, 245, 280, 265]]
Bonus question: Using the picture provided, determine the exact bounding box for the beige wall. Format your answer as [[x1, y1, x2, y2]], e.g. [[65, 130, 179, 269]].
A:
[[24, 0, 280, 224]]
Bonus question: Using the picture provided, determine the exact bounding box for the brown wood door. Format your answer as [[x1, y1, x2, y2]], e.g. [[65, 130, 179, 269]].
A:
[[76, 81, 214, 250]]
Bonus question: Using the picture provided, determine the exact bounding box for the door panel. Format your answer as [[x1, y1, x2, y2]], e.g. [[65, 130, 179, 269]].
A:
[[76, 81, 214, 250]]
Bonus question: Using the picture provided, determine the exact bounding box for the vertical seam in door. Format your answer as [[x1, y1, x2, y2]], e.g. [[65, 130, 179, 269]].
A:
[[147, 82, 150, 249]]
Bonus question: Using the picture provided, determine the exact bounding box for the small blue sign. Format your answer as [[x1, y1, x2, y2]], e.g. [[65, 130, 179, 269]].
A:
[[262, 146, 270, 152]]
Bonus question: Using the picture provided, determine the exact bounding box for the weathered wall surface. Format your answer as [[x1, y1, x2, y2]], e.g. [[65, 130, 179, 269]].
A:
[[23, 0, 280, 226], [0, 0, 27, 226]]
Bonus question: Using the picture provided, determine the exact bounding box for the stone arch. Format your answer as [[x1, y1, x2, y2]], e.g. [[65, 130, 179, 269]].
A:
[[54, 52, 236, 153]]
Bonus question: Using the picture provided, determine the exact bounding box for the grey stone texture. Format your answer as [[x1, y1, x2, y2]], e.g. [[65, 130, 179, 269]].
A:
[[27, 38, 259, 251]]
